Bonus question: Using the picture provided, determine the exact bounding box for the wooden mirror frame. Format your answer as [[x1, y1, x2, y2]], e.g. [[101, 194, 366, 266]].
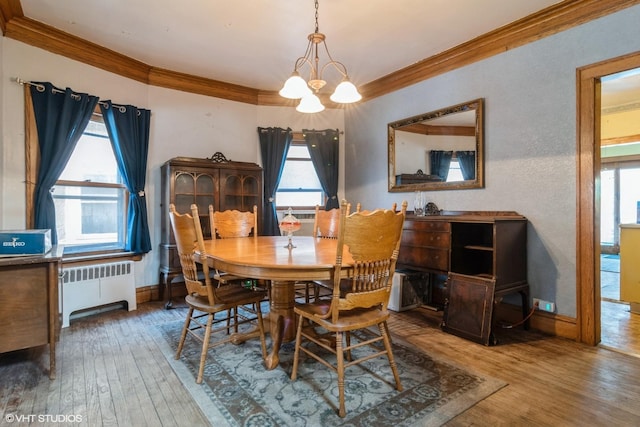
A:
[[387, 98, 485, 192]]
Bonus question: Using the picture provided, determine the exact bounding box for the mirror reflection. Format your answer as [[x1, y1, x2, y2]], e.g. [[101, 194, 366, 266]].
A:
[[388, 98, 484, 192]]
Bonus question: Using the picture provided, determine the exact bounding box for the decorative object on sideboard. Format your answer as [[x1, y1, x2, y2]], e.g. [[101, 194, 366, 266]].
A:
[[425, 202, 441, 216]]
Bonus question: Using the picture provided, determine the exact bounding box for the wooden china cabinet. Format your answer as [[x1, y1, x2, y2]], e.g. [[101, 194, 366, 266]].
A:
[[159, 155, 263, 307]]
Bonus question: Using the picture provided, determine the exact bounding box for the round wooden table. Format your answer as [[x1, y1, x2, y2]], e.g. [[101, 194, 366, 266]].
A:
[[196, 235, 351, 370]]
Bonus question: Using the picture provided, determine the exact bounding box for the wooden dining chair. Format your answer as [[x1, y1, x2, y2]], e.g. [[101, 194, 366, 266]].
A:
[[290, 199, 408, 418], [296, 205, 344, 302], [208, 205, 261, 287], [169, 203, 267, 384]]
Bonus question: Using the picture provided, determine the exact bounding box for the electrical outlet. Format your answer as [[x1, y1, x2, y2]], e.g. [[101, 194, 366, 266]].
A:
[[533, 298, 555, 313]]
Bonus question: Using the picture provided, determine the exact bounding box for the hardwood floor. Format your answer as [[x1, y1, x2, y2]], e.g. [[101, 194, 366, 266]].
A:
[[600, 254, 640, 356], [1, 301, 640, 426]]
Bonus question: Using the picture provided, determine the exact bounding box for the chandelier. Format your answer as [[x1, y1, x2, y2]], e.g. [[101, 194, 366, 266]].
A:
[[279, 0, 362, 113]]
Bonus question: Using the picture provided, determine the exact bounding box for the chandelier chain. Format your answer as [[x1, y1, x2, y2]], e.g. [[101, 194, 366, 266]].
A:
[[314, 0, 319, 33]]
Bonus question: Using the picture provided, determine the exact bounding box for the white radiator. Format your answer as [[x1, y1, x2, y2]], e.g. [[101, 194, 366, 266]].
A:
[[61, 261, 137, 327]]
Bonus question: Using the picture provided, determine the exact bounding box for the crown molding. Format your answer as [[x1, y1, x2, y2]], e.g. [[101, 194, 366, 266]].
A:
[[1, 0, 639, 106]]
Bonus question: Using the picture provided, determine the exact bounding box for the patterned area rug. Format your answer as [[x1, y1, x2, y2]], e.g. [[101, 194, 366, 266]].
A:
[[156, 320, 506, 427]]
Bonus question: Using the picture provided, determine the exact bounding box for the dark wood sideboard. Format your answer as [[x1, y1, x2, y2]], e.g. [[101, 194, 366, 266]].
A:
[[0, 246, 63, 379], [397, 211, 529, 345]]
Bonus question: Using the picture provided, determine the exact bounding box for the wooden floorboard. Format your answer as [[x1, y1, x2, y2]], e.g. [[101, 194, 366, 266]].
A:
[[1, 300, 639, 426]]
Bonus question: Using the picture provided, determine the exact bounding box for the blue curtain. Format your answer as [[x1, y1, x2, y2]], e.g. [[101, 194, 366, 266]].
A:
[[30, 82, 99, 244], [258, 127, 292, 236], [303, 129, 340, 210], [100, 101, 152, 254], [456, 150, 476, 180], [429, 150, 453, 181]]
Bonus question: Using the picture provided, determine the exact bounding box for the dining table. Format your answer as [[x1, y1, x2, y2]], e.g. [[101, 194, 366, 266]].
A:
[[195, 235, 352, 370]]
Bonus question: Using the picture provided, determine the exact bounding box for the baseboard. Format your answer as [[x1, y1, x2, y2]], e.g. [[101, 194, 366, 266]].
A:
[[496, 302, 578, 341], [135, 282, 187, 305]]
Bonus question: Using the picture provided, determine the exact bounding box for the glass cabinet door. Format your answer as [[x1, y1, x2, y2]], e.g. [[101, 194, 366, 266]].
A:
[[220, 170, 261, 211]]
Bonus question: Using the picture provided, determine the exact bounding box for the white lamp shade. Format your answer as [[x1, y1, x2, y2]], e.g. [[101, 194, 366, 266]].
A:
[[296, 94, 325, 113], [279, 73, 312, 99], [330, 79, 362, 103]]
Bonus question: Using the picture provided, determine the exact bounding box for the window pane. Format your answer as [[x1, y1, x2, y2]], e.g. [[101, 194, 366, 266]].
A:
[[276, 192, 324, 207], [286, 145, 311, 158], [279, 160, 322, 189], [53, 185, 126, 250], [276, 143, 325, 208], [446, 160, 464, 182], [59, 133, 119, 183]]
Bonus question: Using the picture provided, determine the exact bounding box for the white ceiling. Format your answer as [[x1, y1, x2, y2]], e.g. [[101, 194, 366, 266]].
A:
[[18, 0, 639, 108], [21, 0, 562, 92]]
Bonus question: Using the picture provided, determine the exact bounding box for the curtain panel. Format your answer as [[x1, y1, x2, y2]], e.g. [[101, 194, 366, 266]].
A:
[[29, 82, 99, 244], [303, 129, 340, 210], [100, 101, 152, 254], [258, 127, 292, 236]]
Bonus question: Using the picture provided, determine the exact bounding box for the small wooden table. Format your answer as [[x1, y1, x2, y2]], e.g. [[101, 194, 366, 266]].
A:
[[196, 235, 350, 370], [0, 246, 63, 379]]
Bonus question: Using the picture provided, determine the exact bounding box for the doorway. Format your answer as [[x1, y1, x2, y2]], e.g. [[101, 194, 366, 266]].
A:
[[577, 52, 640, 351], [598, 67, 640, 354]]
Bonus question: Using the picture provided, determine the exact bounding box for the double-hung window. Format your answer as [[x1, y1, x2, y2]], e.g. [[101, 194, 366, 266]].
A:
[[51, 113, 128, 254], [276, 141, 324, 209]]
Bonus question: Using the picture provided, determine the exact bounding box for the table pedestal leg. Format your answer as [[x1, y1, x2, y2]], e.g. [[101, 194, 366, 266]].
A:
[[264, 280, 296, 370]]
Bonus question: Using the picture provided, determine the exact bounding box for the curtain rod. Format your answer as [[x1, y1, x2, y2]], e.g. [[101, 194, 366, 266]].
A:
[[13, 77, 131, 112]]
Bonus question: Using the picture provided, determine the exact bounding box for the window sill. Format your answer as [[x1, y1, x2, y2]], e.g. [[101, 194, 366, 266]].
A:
[[62, 251, 142, 267]]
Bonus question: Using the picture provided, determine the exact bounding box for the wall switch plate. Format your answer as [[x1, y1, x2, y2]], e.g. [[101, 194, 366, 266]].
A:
[[533, 298, 555, 313]]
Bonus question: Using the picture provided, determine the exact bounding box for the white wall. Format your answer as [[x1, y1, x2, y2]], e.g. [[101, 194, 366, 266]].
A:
[[345, 5, 640, 318], [0, 39, 344, 289]]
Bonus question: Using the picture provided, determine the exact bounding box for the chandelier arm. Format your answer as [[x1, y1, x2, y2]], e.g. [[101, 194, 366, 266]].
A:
[[317, 40, 349, 79], [293, 39, 315, 72], [319, 60, 349, 80]]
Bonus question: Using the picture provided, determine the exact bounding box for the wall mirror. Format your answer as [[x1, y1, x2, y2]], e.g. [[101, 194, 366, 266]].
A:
[[388, 98, 484, 192]]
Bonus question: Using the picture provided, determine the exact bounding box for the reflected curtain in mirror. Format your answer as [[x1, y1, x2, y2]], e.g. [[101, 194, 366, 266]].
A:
[[430, 150, 453, 181], [456, 150, 476, 181]]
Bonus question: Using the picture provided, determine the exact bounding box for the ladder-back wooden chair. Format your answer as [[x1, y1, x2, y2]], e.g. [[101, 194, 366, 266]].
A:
[[170, 203, 267, 384], [297, 205, 344, 302], [208, 205, 260, 286], [290, 199, 408, 417]]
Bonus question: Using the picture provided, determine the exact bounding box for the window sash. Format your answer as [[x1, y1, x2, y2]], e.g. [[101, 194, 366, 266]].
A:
[[276, 142, 324, 208]]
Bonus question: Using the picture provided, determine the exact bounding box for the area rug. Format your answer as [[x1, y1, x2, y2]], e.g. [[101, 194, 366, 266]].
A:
[[155, 320, 506, 427]]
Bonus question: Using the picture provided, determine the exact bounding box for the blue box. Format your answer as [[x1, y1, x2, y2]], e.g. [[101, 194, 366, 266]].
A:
[[0, 229, 52, 256]]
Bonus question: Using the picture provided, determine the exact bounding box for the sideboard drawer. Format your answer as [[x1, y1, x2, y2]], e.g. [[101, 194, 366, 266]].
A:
[[398, 246, 449, 272], [401, 230, 450, 248], [403, 219, 450, 233]]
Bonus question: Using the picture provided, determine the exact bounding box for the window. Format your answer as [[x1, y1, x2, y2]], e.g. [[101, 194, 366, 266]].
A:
[[51, 113, 128, 254], [276, 142, 324, 208], [600, 159, 640, 249], [446, 158, 464, 182]]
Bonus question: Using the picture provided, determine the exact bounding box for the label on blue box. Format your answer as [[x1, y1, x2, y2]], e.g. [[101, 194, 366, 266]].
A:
[[0, 229, 52, 256]]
